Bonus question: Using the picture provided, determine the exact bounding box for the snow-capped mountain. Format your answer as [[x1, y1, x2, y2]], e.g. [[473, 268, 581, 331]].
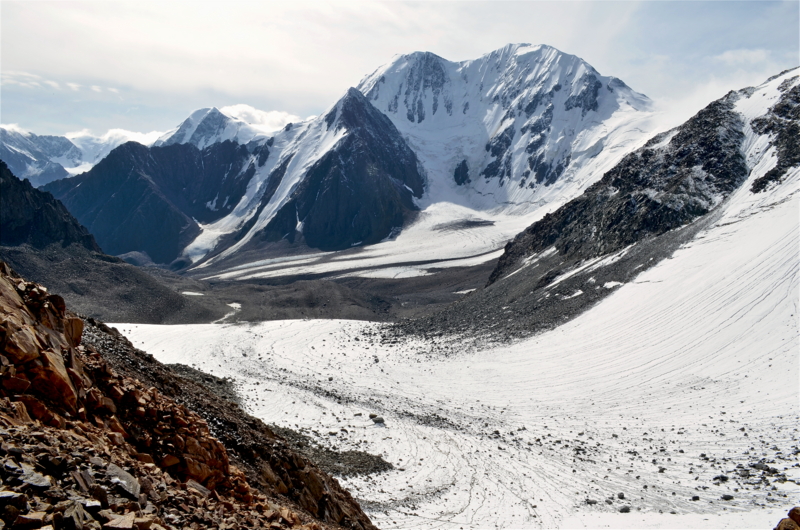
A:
[[357, 43, 655, 210], [35, 45, 661, 269], [420, 67, 799, 339], [0, 127, 80, 186], [155, 107, 271, 150], [0, 125, 163, 186], [189, 44, 660, 275], [0, 105, 297, 187]]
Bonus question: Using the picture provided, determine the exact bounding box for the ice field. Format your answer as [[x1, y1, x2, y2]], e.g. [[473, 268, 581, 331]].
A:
[[116, 159, 799, 528]]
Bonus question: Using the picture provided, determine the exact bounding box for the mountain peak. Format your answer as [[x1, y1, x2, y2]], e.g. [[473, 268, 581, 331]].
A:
[[155, 106, 266, 150]]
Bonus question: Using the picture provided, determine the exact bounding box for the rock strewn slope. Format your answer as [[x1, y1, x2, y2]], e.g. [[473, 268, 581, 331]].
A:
[[0, 262, 377, 530]]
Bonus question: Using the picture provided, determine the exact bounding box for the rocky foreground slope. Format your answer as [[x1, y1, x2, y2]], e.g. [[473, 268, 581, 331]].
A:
[[0, 262, 377, 530]]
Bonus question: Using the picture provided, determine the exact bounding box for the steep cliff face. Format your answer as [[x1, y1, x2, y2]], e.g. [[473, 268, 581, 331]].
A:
[[0, 262, 378, 529], [0, 160, 100, 252]]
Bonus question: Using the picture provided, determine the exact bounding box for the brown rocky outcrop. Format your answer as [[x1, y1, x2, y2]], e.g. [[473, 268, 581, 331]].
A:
[[0, 261, 377, 530], [774, 507, 800, 530]]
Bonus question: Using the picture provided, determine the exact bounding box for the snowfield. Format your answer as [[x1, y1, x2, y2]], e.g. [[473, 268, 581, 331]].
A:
[[115, 150, 799, 528]]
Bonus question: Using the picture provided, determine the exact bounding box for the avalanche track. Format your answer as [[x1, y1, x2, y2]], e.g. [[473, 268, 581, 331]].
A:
[[116, 166, 799, 528]]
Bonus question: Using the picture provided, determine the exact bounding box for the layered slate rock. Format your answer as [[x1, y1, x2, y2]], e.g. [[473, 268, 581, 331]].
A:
[[0, 160, 100, 252], [253, 88, 424, 251], [43, 140, 268, 264]]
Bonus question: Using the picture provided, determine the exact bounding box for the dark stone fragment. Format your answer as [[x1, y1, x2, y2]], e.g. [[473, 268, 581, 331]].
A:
[[105, 464, 140, 499], [453, 160, 470, 185]]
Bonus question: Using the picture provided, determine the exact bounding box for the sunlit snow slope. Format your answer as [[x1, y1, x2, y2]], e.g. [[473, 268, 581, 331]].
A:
[[116, 70, 800, 527]]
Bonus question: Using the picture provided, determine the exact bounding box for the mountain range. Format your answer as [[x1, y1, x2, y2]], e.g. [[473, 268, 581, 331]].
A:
[[27, 44, 657, 272]]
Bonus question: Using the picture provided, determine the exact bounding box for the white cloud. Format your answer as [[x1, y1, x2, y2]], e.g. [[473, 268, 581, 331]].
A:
[[1, 71, 43, 88], [65, 127, 164, 145], [219, 104, 302, 134], [714, 48, 771, 66], [44, 80, 60, 89], [2, 1, 797, 134], [0, 123, 30, 135], [91, 85, 102, 92]]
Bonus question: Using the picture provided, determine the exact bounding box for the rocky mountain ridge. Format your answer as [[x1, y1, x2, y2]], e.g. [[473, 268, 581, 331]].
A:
[[0, 160, 100, 253], [42, 140, 270, 266], [27, 44, 657, 271]]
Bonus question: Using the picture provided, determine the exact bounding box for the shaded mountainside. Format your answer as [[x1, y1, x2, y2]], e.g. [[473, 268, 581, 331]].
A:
[[247, 88, 424, 253], [0, 262, 378, 529], [0, 161, 224, 323], [393, 70, 799, 342], [43, 140, 270, 266], [0, 160, 100, 252]]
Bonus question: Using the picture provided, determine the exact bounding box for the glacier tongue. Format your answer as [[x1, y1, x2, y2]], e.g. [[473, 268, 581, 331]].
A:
[[114, 70, 800, 529]]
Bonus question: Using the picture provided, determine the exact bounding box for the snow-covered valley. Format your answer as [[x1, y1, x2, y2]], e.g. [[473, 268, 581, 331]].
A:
[[115, 149, 799, 528]]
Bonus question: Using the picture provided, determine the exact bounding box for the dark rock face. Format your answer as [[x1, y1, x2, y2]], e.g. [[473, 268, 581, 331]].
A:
[[0, 160, 100, 252], [489, 91, 748, 284], [43, 140, 268, 264], [751, 75, 799, 192], [564, 72, 603, 116], [481, 126, 515, 181], [254, 88, 425, 252], [453, 159, 470, 185]]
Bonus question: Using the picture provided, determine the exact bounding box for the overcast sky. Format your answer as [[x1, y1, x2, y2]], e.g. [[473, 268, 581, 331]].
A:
[[1, 1, 798, 136]]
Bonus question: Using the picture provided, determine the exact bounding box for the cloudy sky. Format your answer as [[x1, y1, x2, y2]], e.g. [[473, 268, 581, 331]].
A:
[[2, 1, 798, 136]]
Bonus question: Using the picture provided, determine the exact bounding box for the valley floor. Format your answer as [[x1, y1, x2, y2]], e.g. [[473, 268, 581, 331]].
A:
[[115, 170, 799, 528]]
